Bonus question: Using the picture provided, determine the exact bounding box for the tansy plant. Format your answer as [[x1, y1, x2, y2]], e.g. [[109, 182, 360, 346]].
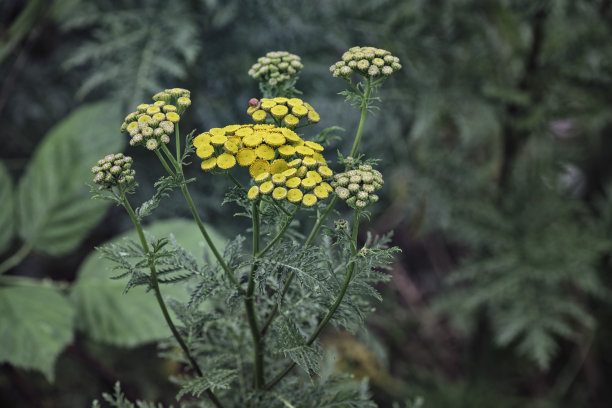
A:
[[91, 47, 400, 408]]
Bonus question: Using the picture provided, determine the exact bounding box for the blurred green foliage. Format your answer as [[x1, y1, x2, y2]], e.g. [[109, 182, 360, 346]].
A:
[[2, 0, 612, 407]]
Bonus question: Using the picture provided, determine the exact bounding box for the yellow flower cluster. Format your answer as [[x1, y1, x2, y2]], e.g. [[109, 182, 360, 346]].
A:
[[247, 97, 320, 129], [193, 124, 333, 207], [120, 88, 191, 151], [330, 46, 401, 79]]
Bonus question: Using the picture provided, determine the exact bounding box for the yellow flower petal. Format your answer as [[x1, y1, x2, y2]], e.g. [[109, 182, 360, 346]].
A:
[[259, 181, 274, 194], [243, 133, 264, 148], [269, 159, 289, 174], [313, 185, 329, 199], [296, 146, 315, 156], [210, 134, 228, 146], [305, 141, 324, 152], [286, 177, 301, 189], [247, 186, 260, 200], [272, 187, 288, 201], [264, 132, 286, 147]]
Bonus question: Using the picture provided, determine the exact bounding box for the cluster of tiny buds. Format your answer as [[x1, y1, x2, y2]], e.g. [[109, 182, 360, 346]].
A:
[[248, 51, 303, 86], [91, 153, 135, 190], [330, 46, 401, 79], [119, 88, 190, 151], [331, 164, 383, 209]]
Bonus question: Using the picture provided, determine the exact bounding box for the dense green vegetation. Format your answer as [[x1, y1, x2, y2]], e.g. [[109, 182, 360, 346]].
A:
[[2, 0, 612, 407]]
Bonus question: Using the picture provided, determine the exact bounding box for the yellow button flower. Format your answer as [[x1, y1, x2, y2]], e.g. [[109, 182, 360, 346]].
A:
[[236, 148, 256, 166], [201, 157, 217, 171], [291, 105, 308, 118], [273, 97, 289, 104], [264, 132, 286, 147], [320, 181, 333, 192], [301, 177, 317, 190], [272, 173, 287, 185], [243, 133, 264, 147], [235, 127, 254, 138], [146, 106, 161, 115], [254, 172, 270, 183], [281, 128, 301, 143], [224, 124, 242, 134], [193, 133, 211, 148], [196, 144, 215, 159], [318, 166, 333, 178], [277, 144, 296, 157], [305, 141, 324, 152], [269, 159, 289, 174], [210, 134, 228, 146], [217, 153, 236, 169], [224, 140, 239, 154], [313, 185, 329, 199], [302, 193, 318, 207], [259, 181, 274, 194], [307, 171, 322, 184], [260, 99, 276, 111], [307, 110, 320, 123], [166, 112, 181, 123], [286, 177, 301, 189], [247, 186, 260, 200], [270, 104, 289, 119], [296, 146, 315, 156], [272, 187, 288, 201], [287, 98, 303, 108], [255, 144, 275, 160], [287, 188, 303, 203], [210, 128, 225, 137], [282, 168, 297, 178], [249, 159, 270, 178], [252, 109, 267, 123], [302, 156, 317, 168], [288, 158, 302, 168], [283, 114, 299, 128]]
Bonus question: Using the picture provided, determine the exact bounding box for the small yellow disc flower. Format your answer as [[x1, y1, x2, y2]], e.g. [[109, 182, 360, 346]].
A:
[[264, 132, 286, 146], [278, 145, 296, 157], [302, 193, 318, 207], [201, 157, 217, 171], [283, 115, 299, 128], [270, 104, 289, 119], [196, 144, 215, 159], [243, 133, 264, 148], [286, 177, 301, 189], [287, 188, 303, 203], [249, 159, 270, 178], [272, 187, 288, 201], [247, 186, 260, 200], [217, 153, 236, 169], [259, 181, 274, 195], [255, 144, 275, 160], [236, 148, 257, 166], [269, 159, 289, 174], [252, 110, 267, 123], [210, 134, 228, 146]]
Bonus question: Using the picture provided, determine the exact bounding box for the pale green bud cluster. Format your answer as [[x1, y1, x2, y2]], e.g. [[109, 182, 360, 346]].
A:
[[330, 46, 401, 79], [120, 89, 191, 151], [92, 153, 135, 190], [248, 51, 303, 87], [331, 164, 383, 209]]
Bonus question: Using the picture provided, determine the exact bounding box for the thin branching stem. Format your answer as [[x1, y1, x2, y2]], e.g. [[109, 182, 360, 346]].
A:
[[0, 242, 33, 275], [256, 204, 300, 258], [261, 78, 374, 335], [118, 187, 224, 408], [159, 144, 243, 294], [245, 200, 265, 388], [264, 210, 361, 390]]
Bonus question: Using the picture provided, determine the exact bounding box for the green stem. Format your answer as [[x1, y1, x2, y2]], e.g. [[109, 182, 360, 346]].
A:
[[175, 122, 181, 167], [0, 242, 33, 275], [154, 149, 176, 177], [349, 77, 372, 158], [119, 188, 224, 408], [262, 78, 375, 332], [265, 211, 361, 389], [245, 200, 265, 388], [159, 143, 242, 294], [256, 204, 299, 258]]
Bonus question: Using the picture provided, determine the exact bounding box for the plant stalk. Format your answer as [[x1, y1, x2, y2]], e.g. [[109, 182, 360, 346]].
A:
[[119, 188, 224, 408], [245, 200, 265, 388], [264, 210, 361, 389]]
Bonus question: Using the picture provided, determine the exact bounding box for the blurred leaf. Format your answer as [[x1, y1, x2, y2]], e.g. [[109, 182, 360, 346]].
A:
[[71, 218, 225, 347], [0, 161, 15, 253], [0, 281, 75, 381], [16, 101, 124, 256]]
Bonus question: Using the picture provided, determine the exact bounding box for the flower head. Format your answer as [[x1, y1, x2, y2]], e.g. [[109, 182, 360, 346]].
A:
[[330, 46, 401, 80], [248, 51, 303, 88], [92, 153, 135, 190], [247, 97, 320, 129], [332, 164, 384, 209]]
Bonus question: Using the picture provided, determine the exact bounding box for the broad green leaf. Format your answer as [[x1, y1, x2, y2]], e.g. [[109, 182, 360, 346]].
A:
[[17, 102, 124, 256], [0, 161, 15, 253], [0, 282, 75, 381], [71, 218, 225, 347]]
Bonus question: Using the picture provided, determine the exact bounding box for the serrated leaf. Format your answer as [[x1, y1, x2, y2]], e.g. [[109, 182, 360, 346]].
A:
[[0, 161, 15, 253], [16, 102, 124, 256], [274, 318, 320, 375], [0, 282, 75, 381], [71, 218, 225, 347], [176, 369, 237, 399]]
